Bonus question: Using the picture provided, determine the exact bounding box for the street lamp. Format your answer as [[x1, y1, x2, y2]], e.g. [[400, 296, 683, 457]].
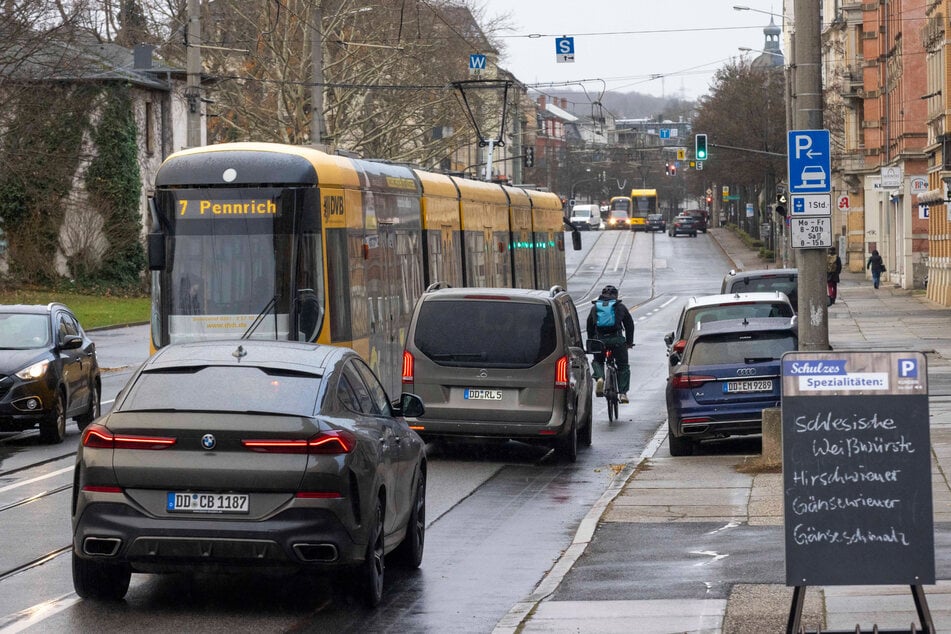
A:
[[733, 5, 791, 26], [738, 47, 785, 60], [570, 169, 600, 203], [733, 5, 781, 18]]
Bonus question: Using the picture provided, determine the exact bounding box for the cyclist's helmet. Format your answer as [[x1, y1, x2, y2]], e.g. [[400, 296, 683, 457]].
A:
[[601, 285, 619, 299]]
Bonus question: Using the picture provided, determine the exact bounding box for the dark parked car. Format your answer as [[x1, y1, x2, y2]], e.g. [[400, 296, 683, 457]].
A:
[[684, 210, 708, 233], [665, 317, 797, 456], [401, 285, 593, 462], [645, 213, 666, 232], [71, 340, 427, 607], [720, 268, 799, 308], [668, 214, 699, 237], [0, 303, 100, 443]]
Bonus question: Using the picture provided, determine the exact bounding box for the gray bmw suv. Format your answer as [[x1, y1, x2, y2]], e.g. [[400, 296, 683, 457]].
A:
[[400, 285, 593, 462]]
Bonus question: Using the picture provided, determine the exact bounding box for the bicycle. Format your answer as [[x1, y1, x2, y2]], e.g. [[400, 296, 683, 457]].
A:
[[586, 339, 621, 422]]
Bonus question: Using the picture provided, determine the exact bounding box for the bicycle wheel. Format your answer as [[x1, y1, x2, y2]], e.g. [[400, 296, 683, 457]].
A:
[[605, 364, 619, 422]]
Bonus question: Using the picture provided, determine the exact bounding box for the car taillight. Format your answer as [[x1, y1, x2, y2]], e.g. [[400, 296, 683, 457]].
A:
[[82, 485, 123, 493], [554, 355, 569, 389], [402, 350, 414, 385], [81, 424, 176, 450], [242, 429, 356, 455], [672, 340, 687, 354], [671, 373, 717, 389]]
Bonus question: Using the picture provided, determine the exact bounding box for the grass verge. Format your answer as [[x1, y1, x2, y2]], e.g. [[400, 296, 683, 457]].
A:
[[0, 288, 150, 330]]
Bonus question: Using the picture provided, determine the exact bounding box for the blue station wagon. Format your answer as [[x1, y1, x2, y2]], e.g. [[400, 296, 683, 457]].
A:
[[665, 317, 797, 456]]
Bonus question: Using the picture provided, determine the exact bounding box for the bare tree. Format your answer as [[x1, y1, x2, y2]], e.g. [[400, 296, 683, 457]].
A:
[[688, 60, 786, 199], [193, 0, 506, 166]]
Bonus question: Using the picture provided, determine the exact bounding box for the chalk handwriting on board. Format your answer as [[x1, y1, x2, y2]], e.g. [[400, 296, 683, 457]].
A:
[[781, 351, 933, 586]]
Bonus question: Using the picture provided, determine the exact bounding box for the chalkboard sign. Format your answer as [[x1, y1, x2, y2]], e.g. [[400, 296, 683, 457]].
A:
[[782, 351, 934, 586]]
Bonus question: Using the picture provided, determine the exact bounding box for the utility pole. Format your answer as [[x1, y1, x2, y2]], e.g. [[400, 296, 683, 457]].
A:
[[793, 0, 829, 350], [185, 0, 202, 148], [311, 5, 325, 149]]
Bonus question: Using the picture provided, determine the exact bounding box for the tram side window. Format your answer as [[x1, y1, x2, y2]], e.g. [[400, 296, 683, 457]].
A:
[[326, 229, 352, 342]]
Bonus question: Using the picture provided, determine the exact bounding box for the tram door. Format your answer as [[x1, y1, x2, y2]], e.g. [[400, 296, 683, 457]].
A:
[[376, 223, 401, 397]]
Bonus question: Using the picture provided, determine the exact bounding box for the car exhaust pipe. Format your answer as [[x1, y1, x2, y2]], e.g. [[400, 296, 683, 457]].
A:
[[83, 536, 122, 557], [293, 543, 338, 562], [682, 424, 711, 435]]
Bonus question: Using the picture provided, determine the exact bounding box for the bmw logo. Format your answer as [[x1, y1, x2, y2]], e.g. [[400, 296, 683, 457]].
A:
[[201, 434, 216, 450]]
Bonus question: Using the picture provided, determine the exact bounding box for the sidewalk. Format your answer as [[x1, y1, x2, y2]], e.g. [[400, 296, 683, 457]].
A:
[[497, 228, 951, 633]]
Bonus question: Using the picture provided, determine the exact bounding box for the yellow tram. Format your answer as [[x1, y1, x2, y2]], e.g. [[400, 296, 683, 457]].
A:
[[147, 142, 567, 394]]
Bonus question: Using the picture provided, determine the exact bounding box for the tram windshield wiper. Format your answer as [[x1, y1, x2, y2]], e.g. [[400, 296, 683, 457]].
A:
[[242, 296, 278, 340]]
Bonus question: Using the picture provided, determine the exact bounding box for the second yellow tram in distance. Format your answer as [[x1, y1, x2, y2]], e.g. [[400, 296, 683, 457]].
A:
[[146, 142, 569, 394], [628, 188, 658, 231]]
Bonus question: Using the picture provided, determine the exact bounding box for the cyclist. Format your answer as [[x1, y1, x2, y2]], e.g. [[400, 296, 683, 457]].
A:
[[586, 285, 635, 403]]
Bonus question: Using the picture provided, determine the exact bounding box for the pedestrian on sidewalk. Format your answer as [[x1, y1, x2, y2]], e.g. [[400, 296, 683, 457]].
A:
[[827, 247, 842, 305], [866, 249, 885, 289]]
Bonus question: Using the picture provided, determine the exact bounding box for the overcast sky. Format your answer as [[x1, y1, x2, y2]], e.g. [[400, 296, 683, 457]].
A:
[[474, 0, 785, 102]]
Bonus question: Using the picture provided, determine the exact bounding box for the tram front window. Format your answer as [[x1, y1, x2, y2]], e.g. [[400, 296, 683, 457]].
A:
[[162, 186, 302, 344]]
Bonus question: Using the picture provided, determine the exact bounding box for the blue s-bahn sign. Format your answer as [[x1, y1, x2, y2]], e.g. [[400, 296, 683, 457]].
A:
[[555, 37, 575, 63], [787, 130, 831, 194]]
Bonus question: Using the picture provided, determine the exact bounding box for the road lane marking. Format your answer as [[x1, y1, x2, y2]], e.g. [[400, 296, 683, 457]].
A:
[[0, 466, 72, 494], [0, 592, 80, 633]]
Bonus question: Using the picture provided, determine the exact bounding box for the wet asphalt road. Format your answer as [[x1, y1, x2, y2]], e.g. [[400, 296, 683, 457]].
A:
[[0, 229, 734, 632]]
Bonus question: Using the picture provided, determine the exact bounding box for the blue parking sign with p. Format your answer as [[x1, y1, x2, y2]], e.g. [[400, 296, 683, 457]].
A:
[[899, 358, 918, 378], [787, 130, 831, 194]]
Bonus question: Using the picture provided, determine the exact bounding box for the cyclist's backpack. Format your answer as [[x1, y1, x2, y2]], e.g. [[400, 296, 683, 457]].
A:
[[595, 299, 618, 330]]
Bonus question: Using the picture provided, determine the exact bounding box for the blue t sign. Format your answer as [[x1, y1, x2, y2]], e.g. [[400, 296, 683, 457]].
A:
[[787, 130, 831, 194]]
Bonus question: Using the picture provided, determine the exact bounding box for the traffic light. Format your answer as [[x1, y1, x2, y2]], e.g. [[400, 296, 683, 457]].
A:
[[523, 147, 534, 168], [695, 133, 708, 161], [775, 192, 787, 216], [665, 161, 670, 176], [706, 194, 713, 205], [669, 163, 677, 176]]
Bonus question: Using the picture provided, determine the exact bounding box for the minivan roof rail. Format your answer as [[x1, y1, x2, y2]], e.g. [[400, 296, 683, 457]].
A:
[[549, 285, 566, 297], [426, 281, 452, 292]]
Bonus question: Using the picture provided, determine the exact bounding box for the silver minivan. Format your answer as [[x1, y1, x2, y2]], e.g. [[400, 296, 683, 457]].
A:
[[400, 285, 593, 462]]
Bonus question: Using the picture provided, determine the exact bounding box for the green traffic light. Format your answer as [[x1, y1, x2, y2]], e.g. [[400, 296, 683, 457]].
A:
[[695, 133, 708, 161]]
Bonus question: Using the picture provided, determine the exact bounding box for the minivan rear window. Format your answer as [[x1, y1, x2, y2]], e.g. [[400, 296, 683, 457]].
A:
[[414, 300, 556, 368]]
